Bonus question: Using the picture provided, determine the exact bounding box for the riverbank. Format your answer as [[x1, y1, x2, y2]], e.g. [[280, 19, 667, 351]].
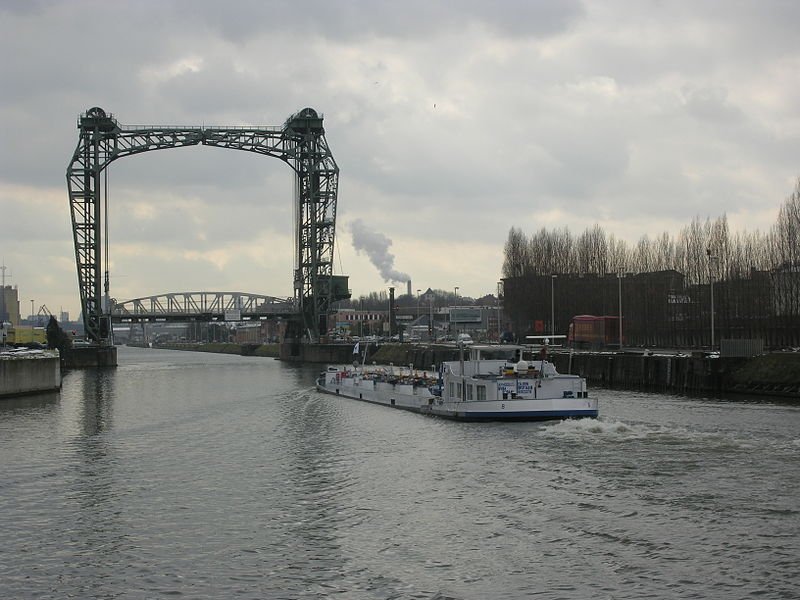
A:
[[152, 342, 280, 357], [552, 350, 800, 399], [141, 342, 799, 399]]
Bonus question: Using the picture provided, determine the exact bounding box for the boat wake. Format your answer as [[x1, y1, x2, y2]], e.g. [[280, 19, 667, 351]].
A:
[[542, 418, 637, 437], [541, 417, 784, 454], [541, 417, 731, 444]]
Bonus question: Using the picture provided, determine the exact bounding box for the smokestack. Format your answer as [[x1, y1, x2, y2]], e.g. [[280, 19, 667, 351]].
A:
[[389, 287, 396, 337], [407, 280, 412, 297]]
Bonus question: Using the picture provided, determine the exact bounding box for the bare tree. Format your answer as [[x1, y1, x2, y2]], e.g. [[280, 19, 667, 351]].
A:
[[499, 180, 800, 347], [503, 227, 532, 278]]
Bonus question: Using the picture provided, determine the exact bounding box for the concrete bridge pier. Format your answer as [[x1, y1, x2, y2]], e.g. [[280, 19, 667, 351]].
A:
[[64, 345, 118, 368]]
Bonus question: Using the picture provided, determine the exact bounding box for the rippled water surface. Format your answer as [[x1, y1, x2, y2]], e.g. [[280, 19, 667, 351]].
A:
[[1, 346, 798, 599]]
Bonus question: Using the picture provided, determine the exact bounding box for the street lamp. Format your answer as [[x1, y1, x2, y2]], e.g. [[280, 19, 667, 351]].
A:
[[30, 299, 34, 334], [618, 273, 623, 350], [429, 293, 434, 340], [453, 287, 459, 338], [707, 249, 718, 349], [550, 275, 556, 337], [497, 281, 502, 341]]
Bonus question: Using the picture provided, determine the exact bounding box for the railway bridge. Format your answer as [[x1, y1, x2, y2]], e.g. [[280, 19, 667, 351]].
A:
[[110, 291, 297, 323]]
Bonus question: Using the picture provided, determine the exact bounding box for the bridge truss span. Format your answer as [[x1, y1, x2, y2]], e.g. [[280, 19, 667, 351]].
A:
[[66, 107, 349, 343], [111, 292, 296, 323]]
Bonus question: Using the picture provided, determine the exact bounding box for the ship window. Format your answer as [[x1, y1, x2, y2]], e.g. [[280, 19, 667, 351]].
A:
[[456, 383, 462, 398], [449, 382, 455, 397], [466, 385, 473, 401], [477, 385, 486, 401]]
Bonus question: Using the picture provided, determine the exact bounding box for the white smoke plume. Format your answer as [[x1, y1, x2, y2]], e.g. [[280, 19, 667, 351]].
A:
[[349, 219, 410, 284]]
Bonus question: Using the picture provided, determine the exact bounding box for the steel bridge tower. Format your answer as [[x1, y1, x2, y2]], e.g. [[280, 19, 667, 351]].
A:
[[66, 107, 349, 344]]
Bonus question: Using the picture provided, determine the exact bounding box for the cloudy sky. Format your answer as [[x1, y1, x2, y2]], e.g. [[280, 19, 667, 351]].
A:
[[1, 1, 798, 320]]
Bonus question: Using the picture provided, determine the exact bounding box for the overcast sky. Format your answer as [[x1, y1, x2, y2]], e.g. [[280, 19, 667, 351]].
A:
[[1, 0, 799, 319]]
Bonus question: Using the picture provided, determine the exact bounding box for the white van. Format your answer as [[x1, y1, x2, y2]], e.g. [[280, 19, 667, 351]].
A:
[[457, 333, 474, 345]]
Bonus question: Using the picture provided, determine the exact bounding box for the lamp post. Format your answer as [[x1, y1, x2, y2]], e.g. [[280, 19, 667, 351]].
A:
[[453, 286, 459, 337], [550, 275, 556, 337], [0, 263, 7, 324], [429, 293, 434, 340], [30, 299, 34, 335], [497, 281, 502, 342], [618, 273, 623, 350], [707, 249, 717, 350]]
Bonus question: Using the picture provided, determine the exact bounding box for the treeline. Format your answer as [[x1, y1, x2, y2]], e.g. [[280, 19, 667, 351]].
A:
[[502, 180, 800, 348]]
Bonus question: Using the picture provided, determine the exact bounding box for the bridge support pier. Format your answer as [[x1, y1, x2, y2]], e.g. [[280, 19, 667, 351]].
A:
[[64, 345, 118, 369]]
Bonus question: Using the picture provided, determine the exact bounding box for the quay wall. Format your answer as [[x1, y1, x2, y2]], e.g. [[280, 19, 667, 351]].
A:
[[0, 352, 62, 398], [155, 342, 280, 357], [550, 351, 800, 398], [64, 346, 118, 368], [284, 343, 799, 398], [151, 341, 800, 398], [279, 342, 459, 370]]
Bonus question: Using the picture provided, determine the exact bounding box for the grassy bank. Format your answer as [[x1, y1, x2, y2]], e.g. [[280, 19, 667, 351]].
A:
[[726, 352, 800, 396]]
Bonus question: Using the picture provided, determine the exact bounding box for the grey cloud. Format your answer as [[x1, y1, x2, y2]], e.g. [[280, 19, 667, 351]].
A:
[[178, 0, 584, 43], [2, 0, 799, 311], [682, 86, 744, 123]]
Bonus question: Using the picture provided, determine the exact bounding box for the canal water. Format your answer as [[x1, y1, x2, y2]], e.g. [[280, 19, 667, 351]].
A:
[[1, 346, 798, 599]]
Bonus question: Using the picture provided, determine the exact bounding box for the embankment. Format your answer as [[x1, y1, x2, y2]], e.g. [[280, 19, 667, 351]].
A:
[[155, 342, 280, 357], [551, 351, 800, 398], [150, 341, 800, 399], [279, 342, 460, 369], [0, 351, 62, 398]]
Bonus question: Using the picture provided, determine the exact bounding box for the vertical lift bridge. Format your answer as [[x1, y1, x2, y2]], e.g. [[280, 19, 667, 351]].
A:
[[66, 107, 350, 344]]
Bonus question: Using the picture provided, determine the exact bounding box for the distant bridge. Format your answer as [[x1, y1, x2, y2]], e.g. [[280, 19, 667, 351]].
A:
[[110, 292, 297, 323]]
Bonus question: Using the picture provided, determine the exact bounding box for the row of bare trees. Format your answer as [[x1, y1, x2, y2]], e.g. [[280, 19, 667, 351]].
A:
[[502, 180, 800, 348]]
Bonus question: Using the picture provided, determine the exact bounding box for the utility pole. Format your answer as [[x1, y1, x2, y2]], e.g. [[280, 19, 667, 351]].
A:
[[551, 275, 557, 337], [0, 262, 6, 348], [453, 286, 459, 337], [618, 273, 623, 350], [429, 293, 434, 341], [497, 281, 502, 341], [707, 248, 717, 350], [0, 261, 8, 324]]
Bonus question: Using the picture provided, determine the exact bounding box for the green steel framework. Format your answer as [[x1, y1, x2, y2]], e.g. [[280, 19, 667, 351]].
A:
[[66, 107, 348, 344]]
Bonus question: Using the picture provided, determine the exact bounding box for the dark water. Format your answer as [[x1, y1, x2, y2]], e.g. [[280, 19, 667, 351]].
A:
[[1, 346, 798, 599]]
